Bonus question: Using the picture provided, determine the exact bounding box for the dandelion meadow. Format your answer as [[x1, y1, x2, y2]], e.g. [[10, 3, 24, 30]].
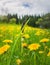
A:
[[0, 0, 50, 64], [0, 23, 50, 65]]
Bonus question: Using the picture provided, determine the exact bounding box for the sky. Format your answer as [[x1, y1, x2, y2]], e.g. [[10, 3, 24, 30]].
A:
[[0, 0, 50, 16]]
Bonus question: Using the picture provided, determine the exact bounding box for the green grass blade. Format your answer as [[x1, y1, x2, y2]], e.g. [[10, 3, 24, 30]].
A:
[[7, 18, 30, 65]]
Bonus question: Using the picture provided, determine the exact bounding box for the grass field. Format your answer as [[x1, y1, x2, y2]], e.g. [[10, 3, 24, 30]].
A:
[[0, 23, 50, 65]]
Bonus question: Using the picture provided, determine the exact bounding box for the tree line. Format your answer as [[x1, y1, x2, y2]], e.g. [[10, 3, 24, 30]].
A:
[[0, 13, 50, 28]]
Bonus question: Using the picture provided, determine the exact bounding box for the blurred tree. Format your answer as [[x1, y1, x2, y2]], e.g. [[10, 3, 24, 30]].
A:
[[36, 13, 50, 28], [9, 18, 16, 24], [0, 16, 8, 23]]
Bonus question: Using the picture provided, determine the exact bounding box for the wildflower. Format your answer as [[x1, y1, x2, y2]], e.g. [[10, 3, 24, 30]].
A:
[[47, 52, 50, 56], [22, 43, 28, 48], [35, 31, 41, 36], [39, 51, 44, 54], [3, 39, 13, 43], [16, 59, 21, 65], [28, 43, 40, 51], [0, 44, 10, 55], [40, 38, 49, 43], [23, 34, 30, 38], [0, 26, 7, 31]]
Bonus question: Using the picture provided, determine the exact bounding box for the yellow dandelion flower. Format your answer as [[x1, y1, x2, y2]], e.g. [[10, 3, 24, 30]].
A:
[[47, 52, 50, 56], [40, 38, 49, 43], [35, 31, 41, 36], [39, 51, 44, 54], [0, 44, 10, 55], [22, 43, 28, 48], [16, 59, 21, 65], [3, 40, 13, 43], [28, 43, 40, 51], [0, 26, 7, 31], [23, 34, 30, 38]]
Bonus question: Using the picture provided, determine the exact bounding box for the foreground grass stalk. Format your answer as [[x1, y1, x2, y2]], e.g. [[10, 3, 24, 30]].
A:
[[7, 18, 30, 65], [21, 18, 30, 31], [42, 43, 46, 65], [34, 51, 36, 65], [30, 52, 34, 65], [21, 18, 30, 56], [7, 32, 21, 65]]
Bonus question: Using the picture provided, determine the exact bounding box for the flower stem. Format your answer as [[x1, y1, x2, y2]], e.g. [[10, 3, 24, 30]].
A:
[[34, 51, 36, 65], [42, 43, 46, 65]]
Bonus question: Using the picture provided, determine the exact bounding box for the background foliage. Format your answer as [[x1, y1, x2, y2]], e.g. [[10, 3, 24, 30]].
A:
[[0, 13, 50, 28]]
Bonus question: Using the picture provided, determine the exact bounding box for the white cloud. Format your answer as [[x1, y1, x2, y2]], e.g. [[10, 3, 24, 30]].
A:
[[0, 0, 50, 16]]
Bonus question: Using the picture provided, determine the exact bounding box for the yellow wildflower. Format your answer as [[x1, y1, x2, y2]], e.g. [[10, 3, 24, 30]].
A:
[[0, 26, 7, 31], [0, 44, 10, 55], [35, 31, 41, 36], [16, 59, 21, 65], [23, 34, 30, 38], [22, 43, 28, 48], [40, 38, 49, 43], [3, 40, 13, 43], [28, 43, 40, 51], [47, 52, 50, 56]]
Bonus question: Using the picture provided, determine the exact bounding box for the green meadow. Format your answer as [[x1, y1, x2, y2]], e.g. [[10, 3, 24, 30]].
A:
[[0, 23, 50, 65]]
